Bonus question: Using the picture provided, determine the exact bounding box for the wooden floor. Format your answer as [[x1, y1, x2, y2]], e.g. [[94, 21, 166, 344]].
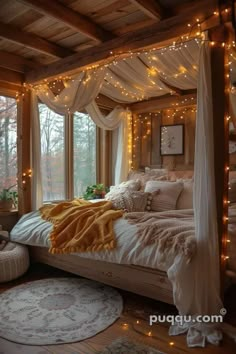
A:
[[0, 264, 236, 354]]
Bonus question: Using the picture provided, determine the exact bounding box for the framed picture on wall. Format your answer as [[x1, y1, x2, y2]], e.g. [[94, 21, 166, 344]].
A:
[[160, 124, 184, 156]]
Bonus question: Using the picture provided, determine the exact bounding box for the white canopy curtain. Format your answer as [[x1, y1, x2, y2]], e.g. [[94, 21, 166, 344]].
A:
[[101, 39, 200, 103], [168, 42, 223, 347], [31, 68, 131, 209]]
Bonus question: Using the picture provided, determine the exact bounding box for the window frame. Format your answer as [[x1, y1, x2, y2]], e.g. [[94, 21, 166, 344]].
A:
[[38, 104, 101, 202], [0, 89, 19, 202]]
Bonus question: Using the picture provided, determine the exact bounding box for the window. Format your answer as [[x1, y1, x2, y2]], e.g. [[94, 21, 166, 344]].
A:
[[73, 112, 96, 197], [0, 95, 17, 190], [39, 104, 65, 201], [39, 104, 96, 202]]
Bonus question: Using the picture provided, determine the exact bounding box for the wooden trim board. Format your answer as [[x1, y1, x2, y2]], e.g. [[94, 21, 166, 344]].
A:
[[29, 246, 174, 304]]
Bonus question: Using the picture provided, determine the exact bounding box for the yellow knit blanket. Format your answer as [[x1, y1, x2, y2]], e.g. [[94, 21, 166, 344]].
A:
[[39, 199, 123, 254]]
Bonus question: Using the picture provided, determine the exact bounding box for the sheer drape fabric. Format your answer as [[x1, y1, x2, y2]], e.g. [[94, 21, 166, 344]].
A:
[[168, 42, 223, 347], [37, 69, 105, 115], [86, 101, 130, 183], [101, 40, 200, 103], [31, 69, 131, 208]]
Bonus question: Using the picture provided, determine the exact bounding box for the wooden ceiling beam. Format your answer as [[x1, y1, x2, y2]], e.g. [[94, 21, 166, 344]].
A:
[[0, 81, 22, 93], [0, 22, 74, 58], [0, 68, 24, 85], [0, 50, 40, 73], [25, 0, 219, 84], [129, 0, 164, 20], [129, 90, 197, 112], [17, 0, 114, 42], [115, 18, 156, 35]]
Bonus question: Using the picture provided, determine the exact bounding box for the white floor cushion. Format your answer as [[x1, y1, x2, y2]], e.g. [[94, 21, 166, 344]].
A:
[[0, 242, 29, 282]]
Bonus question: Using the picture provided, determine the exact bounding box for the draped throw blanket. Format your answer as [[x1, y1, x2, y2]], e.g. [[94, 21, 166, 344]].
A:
[[39, 199, 123, 254], [124, 209, 196, 263]]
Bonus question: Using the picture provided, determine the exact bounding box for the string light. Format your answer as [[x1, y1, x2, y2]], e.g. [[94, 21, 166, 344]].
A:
[[127, 110, 133, 170], [21, 169, 32, 190], [122, 323, 128, 329]]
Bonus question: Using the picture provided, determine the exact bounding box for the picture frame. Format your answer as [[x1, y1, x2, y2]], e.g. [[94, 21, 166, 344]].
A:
[[160, 124, 184, 156]]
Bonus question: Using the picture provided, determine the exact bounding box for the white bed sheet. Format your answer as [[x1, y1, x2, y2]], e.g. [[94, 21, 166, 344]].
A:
[[10, 210, 178, 272]]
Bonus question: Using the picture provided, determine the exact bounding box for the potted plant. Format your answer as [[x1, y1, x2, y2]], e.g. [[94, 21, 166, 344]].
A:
[[83, 184, 109, 200], [0, 185, 18, 211]]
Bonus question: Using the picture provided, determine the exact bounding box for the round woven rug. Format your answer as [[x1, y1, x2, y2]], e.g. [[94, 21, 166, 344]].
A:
[[0, 277, 123, 345]]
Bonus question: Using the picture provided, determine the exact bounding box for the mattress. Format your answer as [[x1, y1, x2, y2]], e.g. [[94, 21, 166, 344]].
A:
[[11, 210, 183, 272]]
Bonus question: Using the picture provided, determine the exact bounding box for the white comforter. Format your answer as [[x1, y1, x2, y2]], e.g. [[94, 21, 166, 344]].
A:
[[10, 210, 192, 272]]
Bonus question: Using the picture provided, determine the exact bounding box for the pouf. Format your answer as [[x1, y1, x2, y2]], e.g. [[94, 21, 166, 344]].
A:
[[0, 242, 29, 282]]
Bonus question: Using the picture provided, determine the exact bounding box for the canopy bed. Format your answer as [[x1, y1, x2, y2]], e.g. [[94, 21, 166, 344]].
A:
[[0, 0, 234, 349], [9, 28, 236, 346]]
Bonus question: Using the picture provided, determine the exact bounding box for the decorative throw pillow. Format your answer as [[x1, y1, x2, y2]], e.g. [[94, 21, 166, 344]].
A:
[[144, 180, 183, 212], [105, 190, 150, 212], [109, 179, 141, 194], [176, 180, 193, 209], [145, 167, 168, 176], [127, 170, 167, 190], [168, 170, 194, 182]]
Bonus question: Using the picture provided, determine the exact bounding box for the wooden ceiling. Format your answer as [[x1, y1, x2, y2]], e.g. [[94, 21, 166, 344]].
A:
[[0, 0, 232, 92]]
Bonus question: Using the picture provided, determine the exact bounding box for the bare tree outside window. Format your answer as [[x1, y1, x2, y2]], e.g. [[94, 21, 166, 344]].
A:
[[39, 104, 65, 201], [73, 112, 96, 197], [39, 105, 96, 201], [0, 96, 17, 190]]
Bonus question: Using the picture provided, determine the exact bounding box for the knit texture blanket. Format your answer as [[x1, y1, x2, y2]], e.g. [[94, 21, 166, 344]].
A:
[[39, 199, 123, 254], [124, 209, 196, 263]]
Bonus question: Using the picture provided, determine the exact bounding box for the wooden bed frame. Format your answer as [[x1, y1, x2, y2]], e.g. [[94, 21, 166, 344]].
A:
[[29, 246, 174, 305]]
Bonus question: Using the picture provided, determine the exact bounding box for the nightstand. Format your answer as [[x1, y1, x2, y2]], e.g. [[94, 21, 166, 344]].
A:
[[0, 210, 19, 232]]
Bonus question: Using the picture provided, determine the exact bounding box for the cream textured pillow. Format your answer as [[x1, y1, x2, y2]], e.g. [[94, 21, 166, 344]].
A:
[[105, 190, 150, 212], [109, 179, 141, 194], [176, 180, 193, 209], [168, 170, 194, 182], [128, 170, 167, 190], [144, 181, 183, 211]]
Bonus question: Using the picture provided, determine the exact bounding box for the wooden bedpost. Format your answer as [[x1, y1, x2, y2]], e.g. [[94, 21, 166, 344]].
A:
[[209, 26, 229, 297], [17, 89, 32, 215]]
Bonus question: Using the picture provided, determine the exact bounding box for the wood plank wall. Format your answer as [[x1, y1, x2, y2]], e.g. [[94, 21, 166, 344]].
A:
[[132, 106, 196, 170]]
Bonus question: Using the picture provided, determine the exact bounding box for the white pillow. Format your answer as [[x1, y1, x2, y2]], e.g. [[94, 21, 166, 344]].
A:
[[144, 181, 183, 211], [105, 190, 150, 212], [128, 171, 168, 191], [109, 179, 141, 194], [176, 180, 193, 209]]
